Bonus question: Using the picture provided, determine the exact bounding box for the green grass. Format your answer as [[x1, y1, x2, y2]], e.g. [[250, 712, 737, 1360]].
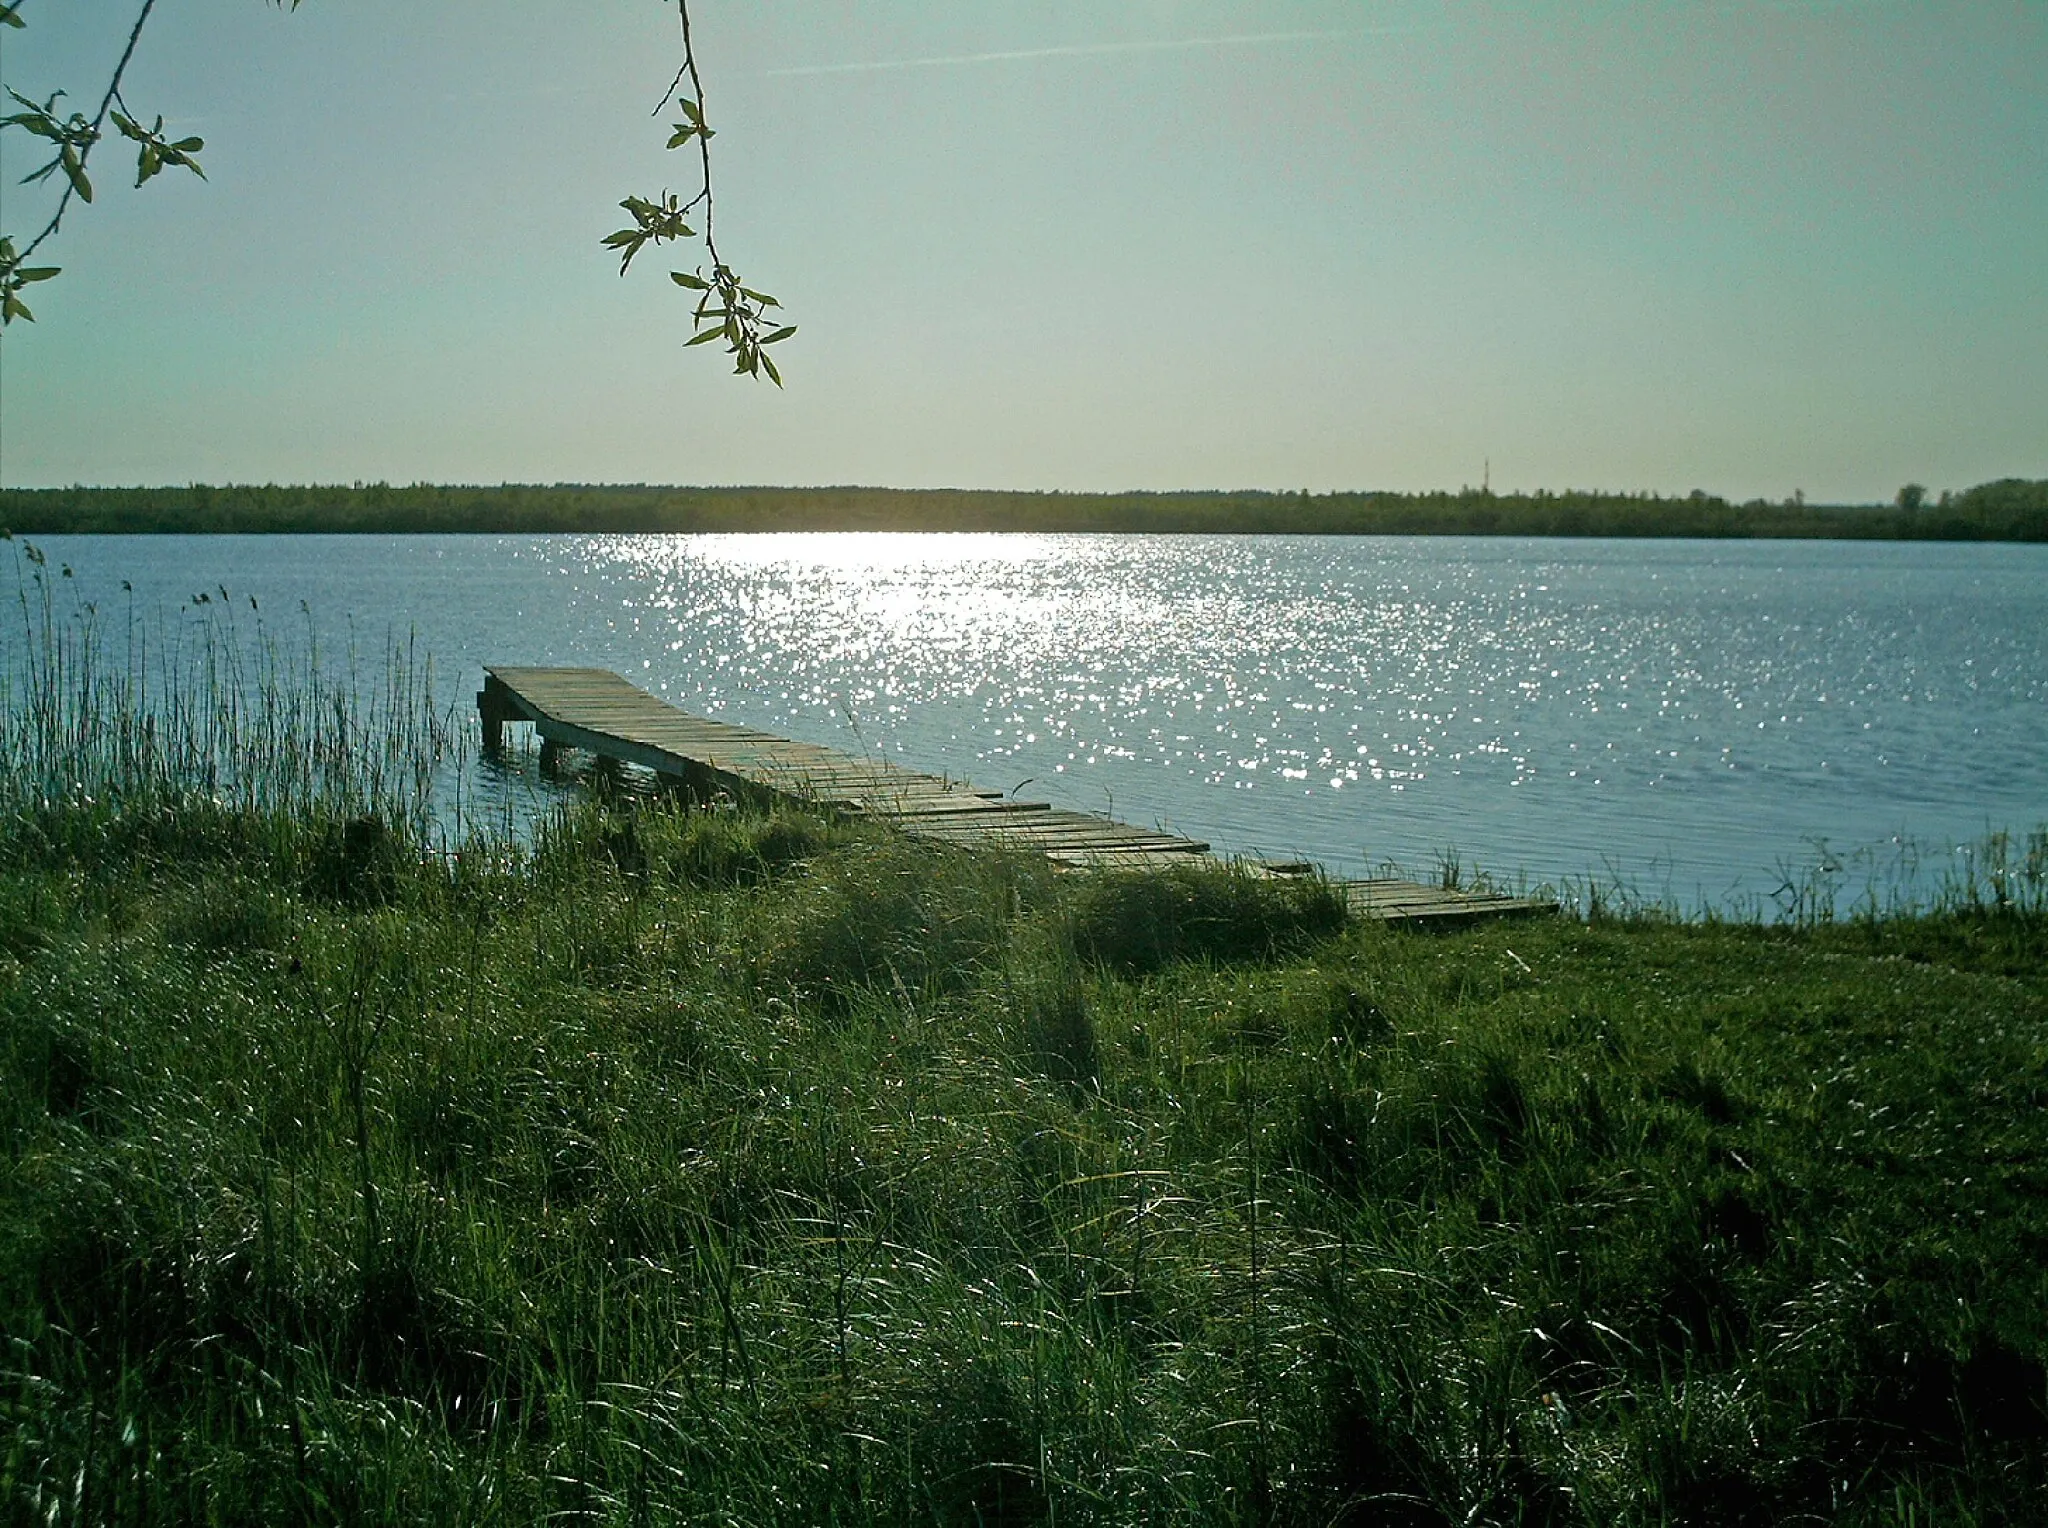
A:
[[4, 566, 2045, 1523], [2, 788, 2043, 1525], [0, 539, 465, 845]]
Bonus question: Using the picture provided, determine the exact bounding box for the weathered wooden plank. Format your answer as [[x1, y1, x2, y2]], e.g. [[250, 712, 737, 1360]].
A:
[[1044, 847, 1217, 869], [855, 798, 1054, 818], [898, 807, 1189, 836], [909, 809, 1178, 834], [1338, 880, 1553, 924], [905, 818, 1203, 846]]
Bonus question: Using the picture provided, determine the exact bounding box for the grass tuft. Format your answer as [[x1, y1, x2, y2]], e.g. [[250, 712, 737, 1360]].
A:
[[1067, 862, 1347, 973]]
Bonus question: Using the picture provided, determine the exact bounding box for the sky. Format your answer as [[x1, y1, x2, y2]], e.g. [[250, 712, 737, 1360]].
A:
[[0, 0, 2042, 499]]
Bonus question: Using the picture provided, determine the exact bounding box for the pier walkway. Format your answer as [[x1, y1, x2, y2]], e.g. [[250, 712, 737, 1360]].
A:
[[480, 666, 1553, 925]]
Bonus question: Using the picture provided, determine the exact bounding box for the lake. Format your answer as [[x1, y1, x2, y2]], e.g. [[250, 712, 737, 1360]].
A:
[[9, 531, 2045, 912]]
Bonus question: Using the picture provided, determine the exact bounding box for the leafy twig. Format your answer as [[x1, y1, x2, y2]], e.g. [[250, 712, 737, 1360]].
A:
[[606, 0, 794, 383], [0, 0, 213, 325], [111, 93, 207, 188]]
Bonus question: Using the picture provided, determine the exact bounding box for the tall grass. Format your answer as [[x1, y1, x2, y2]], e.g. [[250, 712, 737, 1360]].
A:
[[2, 553, 2044, 1523], [4, 791, 2043, 1523], [1532, 828, 2048, 929], [1, 536, 469, 848]]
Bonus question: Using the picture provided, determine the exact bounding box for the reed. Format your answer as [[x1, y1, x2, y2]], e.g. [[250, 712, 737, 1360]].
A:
[[2, 537, 470, 858]]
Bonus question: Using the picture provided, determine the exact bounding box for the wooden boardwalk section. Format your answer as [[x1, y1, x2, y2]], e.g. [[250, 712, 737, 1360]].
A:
[[480, 666, 1553, 926]]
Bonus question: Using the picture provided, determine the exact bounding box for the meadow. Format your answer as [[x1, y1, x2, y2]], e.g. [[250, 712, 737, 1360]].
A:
[[3, 551, 2046, 1524]]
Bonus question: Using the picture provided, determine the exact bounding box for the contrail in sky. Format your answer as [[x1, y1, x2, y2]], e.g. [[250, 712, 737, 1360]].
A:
[[763, 1, 1891, 79], [764, 28, 1408, 79]]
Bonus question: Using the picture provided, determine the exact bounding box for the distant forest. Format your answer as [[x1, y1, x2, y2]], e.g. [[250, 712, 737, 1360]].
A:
[[4, 478, 2045, 540]]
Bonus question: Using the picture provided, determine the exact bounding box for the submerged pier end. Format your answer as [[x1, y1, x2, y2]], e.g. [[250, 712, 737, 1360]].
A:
[[480, 666, 1554, 925]]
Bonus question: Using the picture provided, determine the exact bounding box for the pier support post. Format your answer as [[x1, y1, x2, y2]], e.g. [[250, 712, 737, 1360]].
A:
[[478, 676, 514, 754]]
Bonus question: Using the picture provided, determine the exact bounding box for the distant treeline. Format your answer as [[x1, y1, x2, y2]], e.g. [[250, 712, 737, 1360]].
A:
[[4, 478, 2045, 540]]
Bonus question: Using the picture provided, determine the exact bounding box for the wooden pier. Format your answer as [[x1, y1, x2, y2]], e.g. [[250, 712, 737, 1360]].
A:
[[480, 666, 1553, 925]]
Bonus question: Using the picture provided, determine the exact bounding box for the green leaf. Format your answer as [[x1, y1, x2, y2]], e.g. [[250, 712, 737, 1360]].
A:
[[112, 111, 143, 141], [762, 325, 796, 345], [676, 98, 702, 124], [685, 326, 725, 346], [761, 350, 782, 387], [15, 266, 58, 283], [665, 125, 699, 150], [173, 136, 203, 153], [60, 146, 91, 202], [2, 292, 31, 324], [739, 288, 779, 307], [669, 271, 708, 289], [0, 6, 25, 29], [138, 145, 161, 185]]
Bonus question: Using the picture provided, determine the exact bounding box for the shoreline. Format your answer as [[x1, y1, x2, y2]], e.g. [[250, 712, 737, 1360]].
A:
[[5, 477, 2045, 540]]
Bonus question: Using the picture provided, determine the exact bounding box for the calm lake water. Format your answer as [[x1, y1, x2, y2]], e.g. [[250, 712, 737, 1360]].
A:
[[11, 532, 2046, 911]]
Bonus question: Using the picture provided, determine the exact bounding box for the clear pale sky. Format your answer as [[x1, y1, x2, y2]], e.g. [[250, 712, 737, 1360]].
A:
[[1, 1, 2042, 498]]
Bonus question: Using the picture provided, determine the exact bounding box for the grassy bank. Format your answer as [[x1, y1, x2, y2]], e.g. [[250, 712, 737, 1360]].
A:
[[4, 478, 2047, 540], [5, 568, 2046, 1523], [3, 784, 2044, 1524]]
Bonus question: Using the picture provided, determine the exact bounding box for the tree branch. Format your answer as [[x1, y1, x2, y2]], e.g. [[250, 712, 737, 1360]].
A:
[[606, 1, 795, 383], [676, 0, 720, 272], [15, 0, 160, 265]]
